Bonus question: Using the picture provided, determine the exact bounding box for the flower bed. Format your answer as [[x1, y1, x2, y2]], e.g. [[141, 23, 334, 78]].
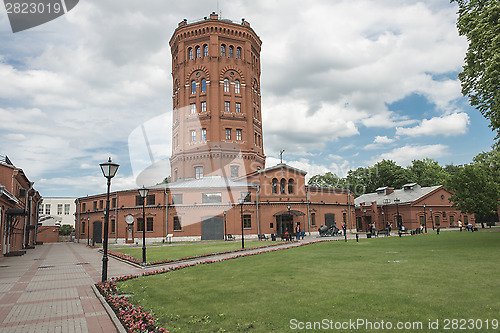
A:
[[106, 242, 289, 266]]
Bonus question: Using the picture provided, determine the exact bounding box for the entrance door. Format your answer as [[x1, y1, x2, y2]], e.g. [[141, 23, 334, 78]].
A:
[[201, 217, 224, 240], [276, 215, 293, 237], [92, 221, 102, 244], [325, 214, 336, 228]]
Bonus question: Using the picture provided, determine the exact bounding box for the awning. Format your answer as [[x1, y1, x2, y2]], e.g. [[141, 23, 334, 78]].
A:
[[6, 208, 27, 216], [273, 209, 305, 217]]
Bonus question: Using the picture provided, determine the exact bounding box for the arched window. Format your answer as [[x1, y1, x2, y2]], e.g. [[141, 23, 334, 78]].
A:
[[280, 179, 286, 194], [272, 178, 278, 194], [235, 80, 240, 94], [204, 44, 209, 57], [224, 78, 229, 93], [236, 47, 242, 59], [221, 44, 226, 57], [191, 80, 196, 94], [196, 46, 201, 58], [288, 179, 294, 194], [188, 47, 193, 60], [228, 46, 234, 58], [201, 79, 207, 93]]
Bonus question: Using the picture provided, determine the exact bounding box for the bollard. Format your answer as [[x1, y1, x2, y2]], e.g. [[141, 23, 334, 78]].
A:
[[437, 228, 440, 235], [356, 234, 359, 242]]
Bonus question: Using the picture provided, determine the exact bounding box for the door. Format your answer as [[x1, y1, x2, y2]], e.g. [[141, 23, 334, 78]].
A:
[[276, 214, 293, 237], [325, 213, 336, 228], [201, 217, 224, 240], [92, 221, 102, 244]]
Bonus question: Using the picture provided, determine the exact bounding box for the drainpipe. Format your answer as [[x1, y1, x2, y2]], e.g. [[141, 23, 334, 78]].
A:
[[28, 187, 33, 246], [75, 198, 80, 243], [347, 190, 351, 232], [164, 187, 168, 241], [256, 185, 260, 235], [34, 197, 42, 244], [22, 182, 33, 248], [306, 185, 311, 235], [115, 192, 118, 243]]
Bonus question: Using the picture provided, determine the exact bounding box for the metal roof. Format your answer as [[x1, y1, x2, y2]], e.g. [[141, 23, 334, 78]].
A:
[[150, 176, 259, 190], [258, 163, 307, 175], [355, 184, 442, 207]]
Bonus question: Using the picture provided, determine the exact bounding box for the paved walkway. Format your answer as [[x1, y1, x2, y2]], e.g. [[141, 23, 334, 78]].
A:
[[0, 232, 405, 332], [0, 243, 141, 333]]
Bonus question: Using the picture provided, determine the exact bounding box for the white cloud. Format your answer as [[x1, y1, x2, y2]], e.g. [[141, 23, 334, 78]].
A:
[[396, 112, 470, 137], [369, 144, 449, 166]]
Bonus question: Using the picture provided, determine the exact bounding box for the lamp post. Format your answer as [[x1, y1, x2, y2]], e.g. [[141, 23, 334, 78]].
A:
[[287, 204, 292, 240], [363, 208, 367, 231], [394, 198, 401, 229], [430, 208, 434, 230], [99, 157, 119, 283], [87, 214, 90, 246], [138, 186, 149, 264], [423, 203, 427, 233], [223, 211, 227, 241], [238, 197, 245, 249]]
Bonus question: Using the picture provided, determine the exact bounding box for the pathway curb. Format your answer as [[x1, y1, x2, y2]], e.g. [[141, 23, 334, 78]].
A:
[[91, 284, 128, 333]]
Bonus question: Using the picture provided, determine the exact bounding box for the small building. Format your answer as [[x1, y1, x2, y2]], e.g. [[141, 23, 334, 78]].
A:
[[39, 197, 76, 227], [354, 183, 475, 232], [0, 155, 42, 256]]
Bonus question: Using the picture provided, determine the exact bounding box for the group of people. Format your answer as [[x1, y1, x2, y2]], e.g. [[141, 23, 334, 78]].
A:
[[283, 225, 306, 241], [458, 220, 475, 232]]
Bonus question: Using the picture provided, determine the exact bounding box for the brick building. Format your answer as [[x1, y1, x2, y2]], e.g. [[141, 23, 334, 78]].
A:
[[0, 155, 42, 256], [76, 13, 354, 244], [354, 183, 475, 232]]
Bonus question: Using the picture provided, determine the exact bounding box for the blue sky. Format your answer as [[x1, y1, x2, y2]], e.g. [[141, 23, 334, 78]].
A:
[[0, 0, 496, 197]]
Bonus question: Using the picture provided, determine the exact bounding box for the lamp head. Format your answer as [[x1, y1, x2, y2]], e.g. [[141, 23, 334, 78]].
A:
[[100, 157, 119, 179]]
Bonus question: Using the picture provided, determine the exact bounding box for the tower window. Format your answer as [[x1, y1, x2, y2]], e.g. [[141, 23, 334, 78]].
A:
[[188, 47, 193, 60], [236, 129, 242, 141], [225, 128, 231, 140], [195, 166, 203, 179], [235, 102, 241, 113], [221, 44, 226, 57], [231, 165, 239, 178], [191, 80, 196, 94], [235, 80, 240, 94], [190, 130, 196, 142], [204, 44, 209, 57], [196, 46, 201, 58], [201, 101, 207, 112], [190, 103, 196, 114], [228, 45, 234, 58], [201, 128, 207, 140], [201, 79, 207, 92], [224, 78, 229, 93], [236, 47, 242, 59], [225, 101, 230, 112]]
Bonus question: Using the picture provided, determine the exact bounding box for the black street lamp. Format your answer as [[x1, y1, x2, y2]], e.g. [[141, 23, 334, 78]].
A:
[[394, 198, 401, 229], [423, 203, 427, 233], [138, 186, 149, 264], [87, 214, 90, 246], [223, 211, 227, 241], [430, 208, 434, 230], [99, 157, 119, 283], [238, 197, 245, 249]]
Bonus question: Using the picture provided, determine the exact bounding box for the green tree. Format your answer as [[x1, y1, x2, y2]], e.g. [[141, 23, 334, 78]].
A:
[[369, 160, 409, 190], [447, 162, 499, 217], [452, 0, 500, 138], [59, 224, 75, 236], [308, 172, 344, 188], [406, 158, 450, 187]]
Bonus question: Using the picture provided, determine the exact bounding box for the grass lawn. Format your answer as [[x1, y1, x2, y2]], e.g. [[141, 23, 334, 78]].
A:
[[111, 241, 283, 262], [116, 230, 500, 332]]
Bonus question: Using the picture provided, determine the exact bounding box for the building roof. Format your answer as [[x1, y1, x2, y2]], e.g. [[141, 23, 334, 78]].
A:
[[258, 163, 307, 175], [0, 185, 19, 204], [355, 184, 442, 207], [150, 176, 259, 190]]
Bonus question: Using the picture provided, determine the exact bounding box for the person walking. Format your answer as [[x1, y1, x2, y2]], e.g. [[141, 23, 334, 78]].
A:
[[295, 224, 301, 241], [458, 220, 462, 232]]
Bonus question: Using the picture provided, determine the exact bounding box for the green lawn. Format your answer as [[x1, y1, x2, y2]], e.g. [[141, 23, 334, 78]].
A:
[[111, 241, 283, 262], [117, 230, 500, 332]]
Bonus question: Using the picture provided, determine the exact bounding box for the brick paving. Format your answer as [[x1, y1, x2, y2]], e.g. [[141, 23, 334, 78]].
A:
[[0, 242, 141, 333]]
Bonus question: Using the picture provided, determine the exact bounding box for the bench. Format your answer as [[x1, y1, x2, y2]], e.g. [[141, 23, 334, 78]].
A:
[[226, 234, 235, 241], [258, 234, 269, 241]]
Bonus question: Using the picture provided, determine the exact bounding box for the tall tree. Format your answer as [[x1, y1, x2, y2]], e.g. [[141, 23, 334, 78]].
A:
[[406, 158, 449, 187], [452, 0, 500, 138]]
